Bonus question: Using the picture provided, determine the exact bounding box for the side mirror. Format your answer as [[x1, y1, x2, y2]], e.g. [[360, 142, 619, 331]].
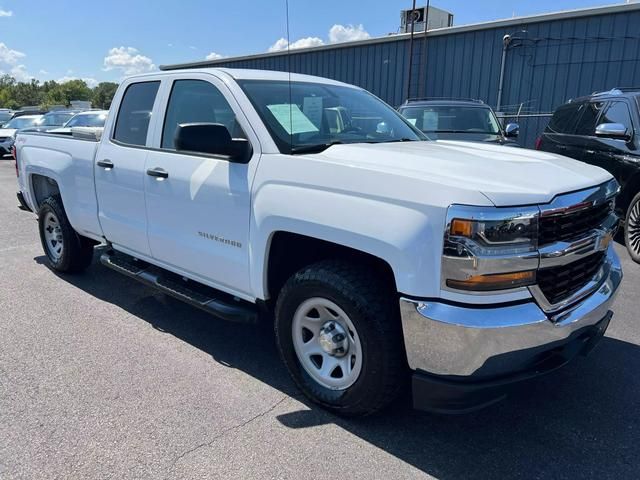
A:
[[174, 123, 251, 163], [595, 123, 630, 140], [504, 123, 519, 138]]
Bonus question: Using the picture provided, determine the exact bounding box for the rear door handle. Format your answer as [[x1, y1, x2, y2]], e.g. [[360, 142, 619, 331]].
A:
[[146, 167, 169, 179], [97, 159, 114, 169]]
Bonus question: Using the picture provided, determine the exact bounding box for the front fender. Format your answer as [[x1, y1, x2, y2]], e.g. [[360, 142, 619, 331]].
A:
[[250, 182, 445, 299]]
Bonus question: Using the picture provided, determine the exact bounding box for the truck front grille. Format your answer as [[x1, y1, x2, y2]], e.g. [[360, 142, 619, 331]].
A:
[[538, 201, 612, 245], [537, 252, 605, 305]]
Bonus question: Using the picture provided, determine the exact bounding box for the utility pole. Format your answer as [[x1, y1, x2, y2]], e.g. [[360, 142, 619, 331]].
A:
[[406, 0, 417, 101], [419, 0, 431, 98]]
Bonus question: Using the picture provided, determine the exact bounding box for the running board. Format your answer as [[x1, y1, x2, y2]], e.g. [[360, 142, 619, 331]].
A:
[[100, 251, 258, 324]]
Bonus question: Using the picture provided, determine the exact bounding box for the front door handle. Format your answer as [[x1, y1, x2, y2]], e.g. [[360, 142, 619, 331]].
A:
[[146, 167, 169, 179], [97, 159, 114, 169]]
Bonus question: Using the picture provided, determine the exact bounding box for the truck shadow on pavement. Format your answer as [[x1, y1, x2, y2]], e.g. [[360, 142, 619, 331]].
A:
[[37, 250, 640, 480]]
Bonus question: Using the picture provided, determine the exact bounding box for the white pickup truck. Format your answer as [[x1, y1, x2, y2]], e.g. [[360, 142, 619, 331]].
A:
[[15, 68, 623, 415]]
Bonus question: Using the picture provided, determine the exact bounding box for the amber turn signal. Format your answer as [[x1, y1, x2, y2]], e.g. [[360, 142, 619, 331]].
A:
[[450, 219, 473, 237], [447, 270, 536, 292]]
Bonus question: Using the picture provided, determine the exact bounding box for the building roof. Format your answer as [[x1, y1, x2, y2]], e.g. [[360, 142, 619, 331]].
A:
[[161, 2, 640, 71]]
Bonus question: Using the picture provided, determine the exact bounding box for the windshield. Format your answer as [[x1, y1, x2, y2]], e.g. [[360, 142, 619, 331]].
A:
[[238, 80, 426, 153], [0, 112, 12, 123], [400, 105, 501, 135], [64, 112, 108, 128], [39, 112, 75, 126], [4, 116, 41, 129]]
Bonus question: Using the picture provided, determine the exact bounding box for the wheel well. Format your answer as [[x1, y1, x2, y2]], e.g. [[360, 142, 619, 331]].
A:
[[31, 174, 60, 209], [266, 231, 396, 301]]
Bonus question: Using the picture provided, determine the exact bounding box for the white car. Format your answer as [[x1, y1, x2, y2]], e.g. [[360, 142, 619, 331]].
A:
[[48, 110, 109, 135], [0, 115, 43, 155], [15, 68, 622, 416]]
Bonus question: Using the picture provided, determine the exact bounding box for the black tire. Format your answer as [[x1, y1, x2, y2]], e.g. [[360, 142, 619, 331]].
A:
[[38, 196, 94, 273], [625, 191, 640, 263], [275, 260, 407, 417]]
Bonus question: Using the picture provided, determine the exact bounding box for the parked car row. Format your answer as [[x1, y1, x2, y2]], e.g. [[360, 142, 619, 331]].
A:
[[0, 109, 108, 157]]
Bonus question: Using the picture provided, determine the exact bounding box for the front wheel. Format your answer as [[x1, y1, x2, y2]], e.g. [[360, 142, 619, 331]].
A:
[[275, 260, 407, 417], [38, 196, 94, 273], [625, 192, 640, 263]]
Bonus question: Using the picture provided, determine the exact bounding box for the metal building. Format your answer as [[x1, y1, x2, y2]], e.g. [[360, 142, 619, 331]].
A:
[[163, 3, 640, 147]]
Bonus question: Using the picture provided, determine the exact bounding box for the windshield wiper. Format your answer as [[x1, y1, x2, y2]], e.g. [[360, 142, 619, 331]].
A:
[[429, 130, 497, 134], [381, 138, 417, 143], [290, 140, 344, 154]]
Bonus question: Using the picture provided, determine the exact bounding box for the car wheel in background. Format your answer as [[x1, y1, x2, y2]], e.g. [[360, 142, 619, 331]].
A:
[[625, 192, 640, 263]]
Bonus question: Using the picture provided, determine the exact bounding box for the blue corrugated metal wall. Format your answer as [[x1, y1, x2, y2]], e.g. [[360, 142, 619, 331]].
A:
[[216, 7, 640, 147]]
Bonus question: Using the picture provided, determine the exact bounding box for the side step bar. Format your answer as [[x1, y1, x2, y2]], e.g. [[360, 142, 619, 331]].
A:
[[100, 251, 258, 324]]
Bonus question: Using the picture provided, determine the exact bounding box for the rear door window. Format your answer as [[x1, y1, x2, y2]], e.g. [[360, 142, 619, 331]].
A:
[[113, 81, 160, 146], [546, 103, 582, 134], [574, 101, 605, 136]]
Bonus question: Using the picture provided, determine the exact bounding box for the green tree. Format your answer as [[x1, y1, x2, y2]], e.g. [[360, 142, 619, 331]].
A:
[[0, 75, 115, 110], [59, 79, 92, 103], [92, 82, 119, 109], [12, 79, 43, 108]]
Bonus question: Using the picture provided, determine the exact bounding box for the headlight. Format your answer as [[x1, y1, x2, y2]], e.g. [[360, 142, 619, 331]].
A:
[[443, 206, 539, 293], [449, 215, 538, 252]]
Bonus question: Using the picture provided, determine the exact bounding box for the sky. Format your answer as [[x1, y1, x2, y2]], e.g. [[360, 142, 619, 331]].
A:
[[0, 0, 632, 87]]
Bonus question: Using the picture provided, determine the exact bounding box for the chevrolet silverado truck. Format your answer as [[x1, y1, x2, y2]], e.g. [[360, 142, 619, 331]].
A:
[[15, 68, 623, 415]]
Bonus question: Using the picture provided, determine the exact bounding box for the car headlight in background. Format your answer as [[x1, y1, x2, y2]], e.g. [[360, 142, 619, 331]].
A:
[[442, 206, 539, 293]]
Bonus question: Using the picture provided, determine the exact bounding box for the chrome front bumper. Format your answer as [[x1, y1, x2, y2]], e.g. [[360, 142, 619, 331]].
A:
[[400, 246, 623, 379]]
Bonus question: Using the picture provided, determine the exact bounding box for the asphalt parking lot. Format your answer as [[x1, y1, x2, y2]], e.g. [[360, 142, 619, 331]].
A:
[[0, 157, 639, 480]]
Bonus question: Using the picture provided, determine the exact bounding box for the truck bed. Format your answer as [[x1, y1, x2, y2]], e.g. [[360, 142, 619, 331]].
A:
[[17, 129, 104, 239]]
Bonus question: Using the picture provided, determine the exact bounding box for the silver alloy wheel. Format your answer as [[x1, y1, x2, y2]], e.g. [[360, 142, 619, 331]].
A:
[[628, 199, 640, 255], [292, 297, 363, 390], [43, 211, 64, 260]]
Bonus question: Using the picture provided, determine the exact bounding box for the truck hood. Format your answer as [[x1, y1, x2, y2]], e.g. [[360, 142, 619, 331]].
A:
[[308, 140, 612, 206], [0, 128, 17, 137]]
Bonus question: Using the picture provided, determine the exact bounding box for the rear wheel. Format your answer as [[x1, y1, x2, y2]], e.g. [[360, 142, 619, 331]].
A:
[[38, 196, 94, 273], [625, 192, 640, 263], [275, 260, 407, 417]]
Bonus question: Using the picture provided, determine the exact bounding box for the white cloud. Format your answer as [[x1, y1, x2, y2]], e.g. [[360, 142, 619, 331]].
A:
[[57, 76, 99, 88], [103, 46, 155, 75], [268, 38, 289, 52], [0, 42, 25, 65], [328, 24, 370, 43], [267, 24, 370, 53], [205, 52, 224, 61], [268, 36, 325, 52], [39, 69, 49, 75], [0, 43, 31, 81], [0, 9, 12, 17], [10, 65, 32, 82]]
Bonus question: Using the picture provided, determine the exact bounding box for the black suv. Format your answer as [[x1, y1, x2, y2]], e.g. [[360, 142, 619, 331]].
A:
[[398, 98, 520, 146], [537, 88, 640, 262]]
